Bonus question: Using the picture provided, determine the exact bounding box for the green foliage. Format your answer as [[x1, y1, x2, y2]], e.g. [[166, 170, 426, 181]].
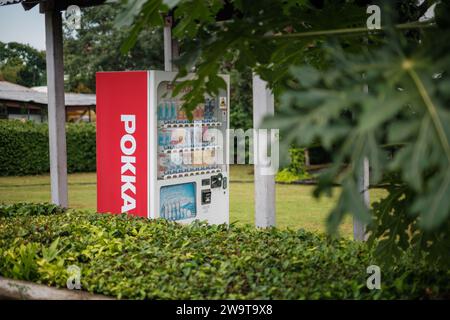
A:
[[287, 147, 308, 176], [275, 169, 303, 183], [0, 202, 66, 218], [63, 3, 164, 93], [0, 41, 46, 87], [229, 69, 253, 131], [113, 0, 449, 268], [0, 120, 96, 176], [265, 6, 450, 267], [115, 0, 369, 115], [66, 122, 97, 173], [276, 148, 309, 183], [368, 179, 450, 268], [0, 203, 448, 299]]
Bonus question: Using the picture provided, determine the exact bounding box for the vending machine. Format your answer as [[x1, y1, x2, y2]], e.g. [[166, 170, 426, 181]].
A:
[[96, 71, 230, 225]]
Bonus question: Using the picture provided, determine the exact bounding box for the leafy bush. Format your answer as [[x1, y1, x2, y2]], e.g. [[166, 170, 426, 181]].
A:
[[0, 120, 96, 176], [265, 10, 450, 268], [66, 122, 96, 173], [276, 147, 309, 183], [0, 203, 66, 218], [276, 168, 306, 183], [287, 148, 307, 175], [0, 203, 448, 299]]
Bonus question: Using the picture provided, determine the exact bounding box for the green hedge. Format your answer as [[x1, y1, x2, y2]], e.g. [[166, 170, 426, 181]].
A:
[[0, 203, 448, 299], [0, 120, 96, 175], [276, 148, 310, 183]]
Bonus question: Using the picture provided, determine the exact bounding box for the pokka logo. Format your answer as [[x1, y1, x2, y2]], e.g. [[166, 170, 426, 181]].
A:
[[120, 115, 137, 213]]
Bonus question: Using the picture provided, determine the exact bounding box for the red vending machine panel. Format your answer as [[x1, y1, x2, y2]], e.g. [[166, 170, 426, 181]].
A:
[[96, 71, 149, 218], [96, 70, 229, 224]]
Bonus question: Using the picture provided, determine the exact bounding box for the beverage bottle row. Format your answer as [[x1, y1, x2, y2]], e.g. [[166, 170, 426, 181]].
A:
[[158, 150, 219, 177], [158, 127, 216, 149], [158, 99, 216, 123], [160, 201, 195, 220]]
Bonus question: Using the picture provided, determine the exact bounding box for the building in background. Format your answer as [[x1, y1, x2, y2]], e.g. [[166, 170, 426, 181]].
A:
[[0, 81, 96, 122]]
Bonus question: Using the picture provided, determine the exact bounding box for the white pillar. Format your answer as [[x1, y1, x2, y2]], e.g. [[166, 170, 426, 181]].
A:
[[354, 79, 370, 241], [252, 74, 276, 228], [45, 9, 68, 207], [354, 157, 369, 241]]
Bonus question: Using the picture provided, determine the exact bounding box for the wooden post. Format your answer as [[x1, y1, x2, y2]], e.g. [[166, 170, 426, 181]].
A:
[[252, 74, 276, 228], [45, 9, 68, 207], [354, 157, 369, 241]]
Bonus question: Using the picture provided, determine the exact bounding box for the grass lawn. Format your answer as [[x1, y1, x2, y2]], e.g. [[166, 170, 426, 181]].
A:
[[0, 165, 386, 237]]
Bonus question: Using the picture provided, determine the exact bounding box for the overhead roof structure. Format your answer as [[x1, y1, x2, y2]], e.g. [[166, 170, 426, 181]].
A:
[[0, 81, 96, 106], [0, 0, 105, 11]]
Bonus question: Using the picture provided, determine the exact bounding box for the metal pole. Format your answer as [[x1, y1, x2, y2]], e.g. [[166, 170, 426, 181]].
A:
[[252, 74, 276, 228], [45, 9, 68, 207]]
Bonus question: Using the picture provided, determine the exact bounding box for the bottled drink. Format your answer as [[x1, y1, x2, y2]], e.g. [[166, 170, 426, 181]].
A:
[[193, 125, 202, 147], [171, 101, 177, 122], [158, 131, 164, 148], [165, 128, 172, 149], [159, 128, 168, 149], [165, 100, 172, 122], [158, 101, 165, 121], [171, 202, 177, 220], [160, 205, 165, 219], [176, 201, 181, 219], [165, 204, 170, 219], [158, 153, 170, 177], [177, 103, 187, 122], [184, 127, 192, 148]]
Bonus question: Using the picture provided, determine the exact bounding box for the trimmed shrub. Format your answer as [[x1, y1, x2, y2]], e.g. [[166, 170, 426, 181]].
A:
[[0, 202, 65, 218], [276, 147, 309, 183], [0, 120, 96, 176], [0, 203, 448, 299]]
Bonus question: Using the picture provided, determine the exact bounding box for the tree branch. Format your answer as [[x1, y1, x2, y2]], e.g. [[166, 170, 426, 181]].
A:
[[265, 22, 435, 40]]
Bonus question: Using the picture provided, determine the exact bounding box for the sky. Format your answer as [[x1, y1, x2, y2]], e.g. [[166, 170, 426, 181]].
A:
[[0, 4, 45, 50]]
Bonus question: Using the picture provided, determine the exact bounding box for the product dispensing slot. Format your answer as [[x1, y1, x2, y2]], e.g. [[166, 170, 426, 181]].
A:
[[201, 189, 212, 205]]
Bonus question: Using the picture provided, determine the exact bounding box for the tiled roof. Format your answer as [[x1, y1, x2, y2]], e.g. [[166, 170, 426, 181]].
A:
[[0, 81, 96, 106], [0, 0, 38, 10], [0, 0, 23, 5], [0, 0, 107, 9]]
